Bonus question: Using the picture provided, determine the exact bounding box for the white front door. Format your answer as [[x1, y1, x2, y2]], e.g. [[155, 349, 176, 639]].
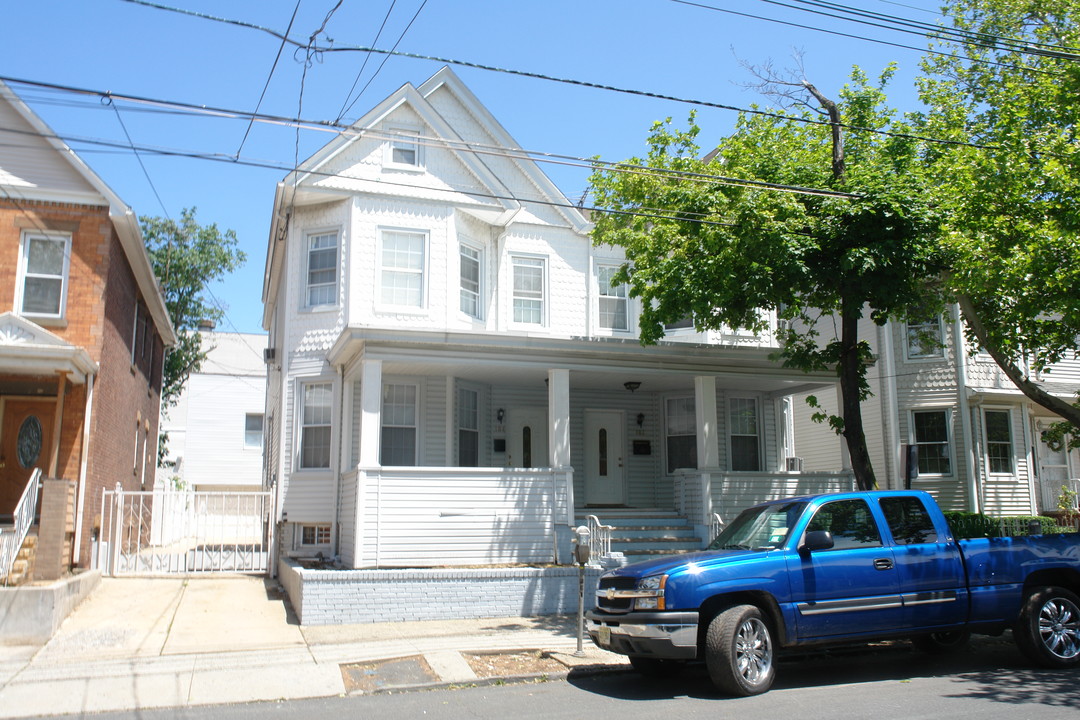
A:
[[1035, 420, 1072, 512], [507, 408, 548, 468], [584, 409, 626, 506]]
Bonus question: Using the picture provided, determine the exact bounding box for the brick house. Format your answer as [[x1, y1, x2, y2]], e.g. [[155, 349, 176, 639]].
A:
[[0, 80, 176, 572], [262, 67, 853, 570]]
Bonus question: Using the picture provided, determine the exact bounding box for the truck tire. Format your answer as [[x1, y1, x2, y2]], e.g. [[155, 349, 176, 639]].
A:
[[705, 605, 775, 696], [1014, 585, 1080, 668], [628, 656, 684, 677], [911, 629, 971, 655]]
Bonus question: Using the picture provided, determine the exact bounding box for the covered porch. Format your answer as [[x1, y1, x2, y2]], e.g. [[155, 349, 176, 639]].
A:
[[321, 328, 849, 568]]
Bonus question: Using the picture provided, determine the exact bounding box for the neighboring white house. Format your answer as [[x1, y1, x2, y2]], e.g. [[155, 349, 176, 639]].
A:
[[159, 328, 269, 492], [791, 311, 1080, 516], [260, 67, 853, 569]]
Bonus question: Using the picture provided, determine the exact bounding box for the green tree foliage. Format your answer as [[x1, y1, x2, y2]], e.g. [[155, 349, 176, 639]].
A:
[[589, 68, 945, 490], [141, 207, 246, 411], [918, 0, 1080, 434]]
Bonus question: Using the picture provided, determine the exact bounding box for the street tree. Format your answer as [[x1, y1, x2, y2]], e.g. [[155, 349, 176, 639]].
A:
[[141, 207, 246, 413], [918, 0, 1080, 441], [589, 68, 945, 490]]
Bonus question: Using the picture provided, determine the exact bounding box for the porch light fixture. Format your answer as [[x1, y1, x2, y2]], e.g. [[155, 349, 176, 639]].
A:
[[637, 413, 645, 427], [496, 408, 505, 423], [623, 381, 641, 393]]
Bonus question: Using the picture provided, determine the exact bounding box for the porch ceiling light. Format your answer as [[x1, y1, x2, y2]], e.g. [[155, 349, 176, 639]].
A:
[[624, 381, 641, 393]]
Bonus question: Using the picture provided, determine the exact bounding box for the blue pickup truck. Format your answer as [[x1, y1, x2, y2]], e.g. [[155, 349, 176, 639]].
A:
[[587, 490, 1080, 696]]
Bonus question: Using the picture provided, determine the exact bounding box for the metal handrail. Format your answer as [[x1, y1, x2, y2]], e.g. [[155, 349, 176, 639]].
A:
[[585, 514, 613, 566], [0, 468, 42, 583], [709, 512, 725, 544]]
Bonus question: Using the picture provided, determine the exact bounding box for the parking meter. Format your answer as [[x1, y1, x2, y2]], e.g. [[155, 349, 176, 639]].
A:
[[574, 525, 591, 566]]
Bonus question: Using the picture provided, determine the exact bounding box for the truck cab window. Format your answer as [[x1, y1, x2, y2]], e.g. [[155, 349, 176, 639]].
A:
[[806, 499, 882, 550], [880, 496, 938, 545]]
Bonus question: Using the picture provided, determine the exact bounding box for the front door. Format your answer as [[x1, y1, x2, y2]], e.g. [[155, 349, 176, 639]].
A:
[[584, 409, 625, 506], [507, 408, 548, 468], [1035, 420, 1072, 513], [0, 397, 55, 516]]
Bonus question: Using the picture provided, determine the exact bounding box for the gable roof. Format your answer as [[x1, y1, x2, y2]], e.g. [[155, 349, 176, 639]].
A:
[[0, 81, 176, 347], [262, 67, 591, 320]]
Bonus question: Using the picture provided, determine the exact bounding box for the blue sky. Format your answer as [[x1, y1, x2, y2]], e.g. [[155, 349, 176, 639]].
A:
[[1, 0, 944, 334]]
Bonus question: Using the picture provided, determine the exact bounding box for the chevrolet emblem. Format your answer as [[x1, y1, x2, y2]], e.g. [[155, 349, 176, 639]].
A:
[[606, 588, 615, 600]]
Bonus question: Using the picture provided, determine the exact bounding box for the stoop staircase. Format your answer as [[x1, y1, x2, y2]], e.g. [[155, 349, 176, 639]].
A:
[[1, 530, 37, 586], [577, 509, 707, 566]]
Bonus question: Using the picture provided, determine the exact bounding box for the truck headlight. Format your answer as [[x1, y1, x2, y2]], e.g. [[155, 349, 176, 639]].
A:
[[634, 574, 667, 610]]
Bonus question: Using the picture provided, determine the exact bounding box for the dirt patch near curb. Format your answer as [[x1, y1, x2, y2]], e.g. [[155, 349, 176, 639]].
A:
[[463, 650, 567, 678]]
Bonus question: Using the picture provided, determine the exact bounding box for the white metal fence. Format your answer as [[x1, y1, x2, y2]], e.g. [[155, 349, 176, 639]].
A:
[[99, 484, 273, 575]]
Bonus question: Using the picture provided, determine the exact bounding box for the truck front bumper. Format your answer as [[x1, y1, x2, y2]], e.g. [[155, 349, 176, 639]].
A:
[[586, 610, 700, 660]]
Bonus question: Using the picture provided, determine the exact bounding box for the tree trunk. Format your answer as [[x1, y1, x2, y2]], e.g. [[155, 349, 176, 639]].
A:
[[839, 305, 877, 491], [957, 295, 1080, 427]]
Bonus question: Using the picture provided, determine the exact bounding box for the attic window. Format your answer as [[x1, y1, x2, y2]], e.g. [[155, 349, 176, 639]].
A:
[[385, 128, 423, 169]]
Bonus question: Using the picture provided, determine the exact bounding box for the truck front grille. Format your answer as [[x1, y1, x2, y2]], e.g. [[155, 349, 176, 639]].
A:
[[595, 576, 637, 613]]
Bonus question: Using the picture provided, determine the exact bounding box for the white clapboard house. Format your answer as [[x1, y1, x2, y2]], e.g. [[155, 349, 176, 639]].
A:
[[261, 67, 854, 569], [791, 312, 1080, 517]]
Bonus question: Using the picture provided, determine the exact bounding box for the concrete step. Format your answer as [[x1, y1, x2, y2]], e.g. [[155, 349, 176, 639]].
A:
[[612, 538, 703, 554], [608, 526, 698, 540]]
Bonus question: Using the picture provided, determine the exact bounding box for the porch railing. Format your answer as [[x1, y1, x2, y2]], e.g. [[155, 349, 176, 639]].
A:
[[0, 468, 42, 583], [584, 514, 613, 566], [709, 512, 725, 544]]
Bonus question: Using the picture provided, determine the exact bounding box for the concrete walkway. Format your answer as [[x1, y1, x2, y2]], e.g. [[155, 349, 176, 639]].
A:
[[0, 576, 625, 717]]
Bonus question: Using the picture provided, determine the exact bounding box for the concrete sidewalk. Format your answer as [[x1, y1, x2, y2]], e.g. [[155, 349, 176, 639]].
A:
[[0, 576, 626, 717]]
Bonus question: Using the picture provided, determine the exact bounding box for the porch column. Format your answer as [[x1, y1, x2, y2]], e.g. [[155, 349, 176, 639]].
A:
[[694, 375, 719, 530], [548, 368, 571, 468], [358, 359, 383, 467], [695, 375, 719, 469]]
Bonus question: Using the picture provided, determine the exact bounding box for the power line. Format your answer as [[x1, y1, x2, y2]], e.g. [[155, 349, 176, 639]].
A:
[[336, 0, 399, 122], [0, 81, 864, 200], [337, 0, 429, 123], [236, 0, 302, 159]]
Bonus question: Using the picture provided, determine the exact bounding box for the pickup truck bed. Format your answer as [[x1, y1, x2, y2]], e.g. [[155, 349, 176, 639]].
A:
[[587, 490, 1080, 696]]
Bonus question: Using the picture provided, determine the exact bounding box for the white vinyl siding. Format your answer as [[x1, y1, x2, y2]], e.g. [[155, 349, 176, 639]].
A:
[[380, 229, 426, 308], [17, 232, 71, 318], [305, 231, 338, 307]]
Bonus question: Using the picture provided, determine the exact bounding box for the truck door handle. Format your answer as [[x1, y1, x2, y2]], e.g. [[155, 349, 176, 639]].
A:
[[873, 558, 894, 571]]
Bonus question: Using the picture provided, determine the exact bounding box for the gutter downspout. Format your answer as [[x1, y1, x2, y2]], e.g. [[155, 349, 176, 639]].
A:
[[73, 372, 94, 566], [331, 364, 345, 560], [953, 305, 979, 513]]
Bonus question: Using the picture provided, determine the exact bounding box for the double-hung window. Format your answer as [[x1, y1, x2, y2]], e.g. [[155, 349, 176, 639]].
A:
[[596, 265, 628, 331], [512, 256, 545, 325], [912, 410, 951, 475], [306, 231, 338, 307], [729, 397, 761, 471], [387, 128, 422, 168], [985, 410, 1013, 474], [18, 232, 71, 319], [381, 383, 417, 465], [300, 383, 332, 469], [460, 244, 482, 319], [380, 230, 425, 307], [458, 387, 479, 466], [665, 397, 697, 473], [906, 316, 944, 359]]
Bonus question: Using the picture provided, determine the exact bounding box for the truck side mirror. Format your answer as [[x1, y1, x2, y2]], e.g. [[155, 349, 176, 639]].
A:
[[800, 530, 834, 553]]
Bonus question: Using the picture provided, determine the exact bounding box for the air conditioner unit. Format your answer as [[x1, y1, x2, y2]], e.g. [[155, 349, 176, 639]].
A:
[[263, 347, 277, 363], [785, 456, 803, 472]]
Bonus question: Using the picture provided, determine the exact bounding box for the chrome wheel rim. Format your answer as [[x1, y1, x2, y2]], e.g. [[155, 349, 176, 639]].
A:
[[735, 617, 772, 685], [1038, 597, 1080, 660]]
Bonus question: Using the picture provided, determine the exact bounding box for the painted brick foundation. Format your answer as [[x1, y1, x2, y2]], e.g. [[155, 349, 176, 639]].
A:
[[279, 559, 602, 625]]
